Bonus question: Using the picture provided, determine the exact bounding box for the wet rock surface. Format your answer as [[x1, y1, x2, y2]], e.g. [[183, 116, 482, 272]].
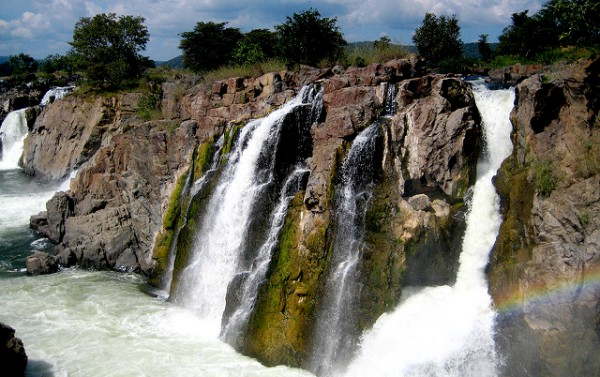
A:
[[0, 322, 27, 377], [489, 57, 600, 377]]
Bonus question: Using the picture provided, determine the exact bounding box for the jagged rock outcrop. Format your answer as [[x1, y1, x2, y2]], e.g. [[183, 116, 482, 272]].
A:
[[0, 323, 27, 377], [26, 59, 480, 370], [26, 251, 59, 275], [489, 57, 600, 377], [242, 72, 480, 369]]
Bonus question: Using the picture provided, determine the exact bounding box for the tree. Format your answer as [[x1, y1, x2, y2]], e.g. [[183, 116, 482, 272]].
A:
[[540, 0, 599, 46], [70, 13, 151, 88], [276, 8, 346, 66], [39, 53, 77, 74], [179, 22, 243, 72], [7, 54, 38, 75], [497, 10, 558, 58], [374, 36, 392, 50], [232, 29, 278, 65], [413, 13, 463, 64], [478, 34, 493, 61]]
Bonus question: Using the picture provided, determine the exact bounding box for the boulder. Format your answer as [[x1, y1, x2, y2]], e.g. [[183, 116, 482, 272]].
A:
[[0, 323, 28, 377], [26, 251, 59, 275]]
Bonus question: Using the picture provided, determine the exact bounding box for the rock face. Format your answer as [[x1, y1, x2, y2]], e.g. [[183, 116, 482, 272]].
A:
[[489, 58, 600, 377], [23, 59, 482, 369], [0, 323, 27, 377]]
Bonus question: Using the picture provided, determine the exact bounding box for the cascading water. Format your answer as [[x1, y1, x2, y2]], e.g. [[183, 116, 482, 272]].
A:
[[384, 83, 397, 116], [310, 123, 382, 376], [157, 136, 226, 297], [173, 86, 322, 334], [222, 166, 309, 342], [343, 80, 515, 377], [0, 109, 29, 170], [40, 86, 74, 106]]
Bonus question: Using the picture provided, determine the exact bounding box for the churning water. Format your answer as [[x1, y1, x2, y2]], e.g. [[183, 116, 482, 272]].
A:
[[0, 89, 313, 377], [344, 81, 515, 377]]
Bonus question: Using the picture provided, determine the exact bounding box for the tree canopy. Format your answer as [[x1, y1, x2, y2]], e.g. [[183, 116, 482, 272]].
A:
[[70, 13, 152, 88], [413, 13, 463, 64], [179, 22, 243, 72], [477, 34, 493, 62], [276, 9, 346, 66]]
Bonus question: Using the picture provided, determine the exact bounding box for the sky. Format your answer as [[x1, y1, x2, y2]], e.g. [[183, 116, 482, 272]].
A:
[[0, 0, 543, 61]]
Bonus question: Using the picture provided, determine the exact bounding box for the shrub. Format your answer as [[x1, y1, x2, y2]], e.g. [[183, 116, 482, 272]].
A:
[[534, 160, 558, 197]]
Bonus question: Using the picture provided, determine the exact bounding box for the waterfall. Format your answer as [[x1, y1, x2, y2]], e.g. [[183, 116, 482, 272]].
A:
[[40, 86, 74, 106], [0, 109, 28, 170], [310, 123, 382, 375], [173, 86, 322, 334], [222, 166, 309, 342], [384, 83, 397, 116], [158, 136, 225, 296], [343, 81, 515, 377]]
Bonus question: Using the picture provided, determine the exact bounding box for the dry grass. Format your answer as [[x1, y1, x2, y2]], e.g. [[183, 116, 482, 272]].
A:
[[201, 59, 287, 83]]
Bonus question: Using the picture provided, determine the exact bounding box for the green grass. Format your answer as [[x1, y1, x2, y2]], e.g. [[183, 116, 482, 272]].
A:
[[484, 46, 599, 69], [342, 44, 410, 67], [201, 59, 286, 83], [534, 160, 558, 198]]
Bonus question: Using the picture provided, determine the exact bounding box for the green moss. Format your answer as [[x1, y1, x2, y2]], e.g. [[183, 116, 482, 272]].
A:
[[220, 123, 244, 163], [149, 168, 190, 286], [193, 138, 215, 181], [488, 155, 536, 302], [534, 160, 558, 198]]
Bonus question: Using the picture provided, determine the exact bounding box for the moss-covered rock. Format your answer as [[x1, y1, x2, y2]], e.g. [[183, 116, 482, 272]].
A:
[[243, 193, 331, 367]]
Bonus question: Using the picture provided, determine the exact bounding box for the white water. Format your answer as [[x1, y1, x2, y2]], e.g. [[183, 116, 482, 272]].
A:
[[222, 167, 309, 342], [174, 87, 320, 332], [311, 124, 380, 375], [0, 109, 29, 170], [0, 270, 313, 377], [344, 81, 515, 377], [40, 86, 74, 106]]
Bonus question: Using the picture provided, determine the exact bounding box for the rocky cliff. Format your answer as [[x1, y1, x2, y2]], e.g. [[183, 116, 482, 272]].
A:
[[489, 58, 600, 377], [23, 59, 481, 368], [21, 56, 599, 374]]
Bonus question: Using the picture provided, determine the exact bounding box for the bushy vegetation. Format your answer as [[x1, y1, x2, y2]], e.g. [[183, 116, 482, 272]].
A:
[[534, 160, 558, 197], [413, 13, 463, 65], [343, 38, 409, 67], [70, 13, 153, 89], [179, 22, 243, 72]]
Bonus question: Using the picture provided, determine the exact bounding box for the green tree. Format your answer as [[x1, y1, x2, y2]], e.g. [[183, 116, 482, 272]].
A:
[[541, 0, 599, 45], [70, 13, 152, 89], [39, 53, 77, 74], [244, 29, 279, 59], [497, 10, 557, 58], [374, 36, 392, 50], [179, 22, 243, 72], [232, 29, 279, 65], [7, 53, 38, 75], [413, 13, 463, 64], [275, 8, 346, 66], [478, 34, 493, 61]]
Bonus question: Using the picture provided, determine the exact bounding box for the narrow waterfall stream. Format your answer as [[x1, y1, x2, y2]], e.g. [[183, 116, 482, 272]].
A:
[[344, 81, 515, 377], [310, 123, 382, 375], [0, 109, 29, 170], [172, 86, 322, 335]]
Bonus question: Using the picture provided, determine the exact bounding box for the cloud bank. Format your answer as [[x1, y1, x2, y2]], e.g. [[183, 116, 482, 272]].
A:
[[0, 0, 542, 60]]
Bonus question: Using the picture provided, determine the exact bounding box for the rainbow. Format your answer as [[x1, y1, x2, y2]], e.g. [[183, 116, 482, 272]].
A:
[[492, 261, 600, 314]]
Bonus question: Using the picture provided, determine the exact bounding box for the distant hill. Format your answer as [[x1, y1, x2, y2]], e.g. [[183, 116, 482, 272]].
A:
[[155, 56, 184, 69]]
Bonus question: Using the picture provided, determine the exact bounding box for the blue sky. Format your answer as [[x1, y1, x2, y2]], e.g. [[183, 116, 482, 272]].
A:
[[0, 0, 543, 60]]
